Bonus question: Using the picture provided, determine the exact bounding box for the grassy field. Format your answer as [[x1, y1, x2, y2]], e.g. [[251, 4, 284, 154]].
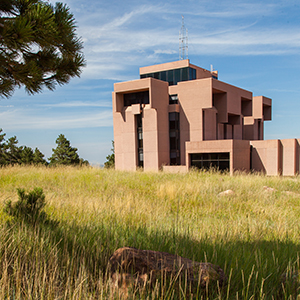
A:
[[0, 165, 300, 299]]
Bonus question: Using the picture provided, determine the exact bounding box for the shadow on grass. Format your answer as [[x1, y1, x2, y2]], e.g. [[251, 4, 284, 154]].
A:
[[3, 210, 299, 299]]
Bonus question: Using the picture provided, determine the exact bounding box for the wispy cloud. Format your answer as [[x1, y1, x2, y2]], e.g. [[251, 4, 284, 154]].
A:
[[39, 101, 111, 108], [73, 1, 300, 80], [0, 108, 112, 130]]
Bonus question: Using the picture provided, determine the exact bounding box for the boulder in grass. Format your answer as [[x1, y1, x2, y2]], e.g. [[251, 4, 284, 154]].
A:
[[109, 247, 227, 295], [281, 270, 300, 298], [218, 189, 234, 196], [263, 186, 276, 192]]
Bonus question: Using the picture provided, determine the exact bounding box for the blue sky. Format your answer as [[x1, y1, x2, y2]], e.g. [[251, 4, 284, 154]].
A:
[[1, 0, 300, 165]]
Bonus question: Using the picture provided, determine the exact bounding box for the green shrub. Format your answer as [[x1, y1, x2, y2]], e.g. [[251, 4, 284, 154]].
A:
[[4, 187, 46, 224]]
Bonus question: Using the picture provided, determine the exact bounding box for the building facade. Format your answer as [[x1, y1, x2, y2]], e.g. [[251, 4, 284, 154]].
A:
[[112, 59, 299, 175]]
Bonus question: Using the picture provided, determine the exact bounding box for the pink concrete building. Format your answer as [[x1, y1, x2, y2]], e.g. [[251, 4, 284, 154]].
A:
[[112, 60, 299, 175]]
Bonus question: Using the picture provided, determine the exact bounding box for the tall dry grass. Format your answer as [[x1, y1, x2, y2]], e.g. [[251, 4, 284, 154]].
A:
[[0, 165, 300, 299]]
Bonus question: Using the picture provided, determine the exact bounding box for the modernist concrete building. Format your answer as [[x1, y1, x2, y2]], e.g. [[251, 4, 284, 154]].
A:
[[112, 59, 299, 175]]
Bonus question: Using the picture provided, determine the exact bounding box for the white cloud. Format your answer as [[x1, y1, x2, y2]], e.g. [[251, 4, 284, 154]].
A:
[[73, 1, 300, 80], [40, 101, 111, 108], [0, 108, 112, 130]]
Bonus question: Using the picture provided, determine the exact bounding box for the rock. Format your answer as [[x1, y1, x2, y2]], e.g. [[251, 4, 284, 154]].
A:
[[218, 189, 234, 196], [109, 247, 227, 295], [263, 186, 276, 192], [281, 270, 300, 297]]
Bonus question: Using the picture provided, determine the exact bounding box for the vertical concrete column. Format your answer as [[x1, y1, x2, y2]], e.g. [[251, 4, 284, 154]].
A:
[[281, 139, 297, 176], [250, 140, 282, 175]]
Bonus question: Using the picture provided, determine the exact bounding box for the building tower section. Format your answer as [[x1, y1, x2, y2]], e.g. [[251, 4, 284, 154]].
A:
[[112, 59, 298, 176]]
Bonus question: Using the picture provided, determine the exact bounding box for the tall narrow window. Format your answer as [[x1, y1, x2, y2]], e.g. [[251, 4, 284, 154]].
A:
[[169, 112, 180, 165], [136, 114, 143, 168]]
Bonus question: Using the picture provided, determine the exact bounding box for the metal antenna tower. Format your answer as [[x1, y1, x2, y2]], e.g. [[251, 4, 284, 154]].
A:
[[179, 16, 188, 60]]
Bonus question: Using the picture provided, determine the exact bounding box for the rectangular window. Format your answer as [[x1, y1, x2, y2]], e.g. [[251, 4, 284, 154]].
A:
[[190, 153, 230, 171], [189, 67, 196, 80], [181, 67, 188, 81], [169, 94, 178, 104], [160, 71, 167, 81], [124, 91, 149, 107], [169, 112, 180, 165], [136, 114, 143, 168], [141, 67, 197, 85], [167, 70, 174, 85], [174, 69, 181, 85]]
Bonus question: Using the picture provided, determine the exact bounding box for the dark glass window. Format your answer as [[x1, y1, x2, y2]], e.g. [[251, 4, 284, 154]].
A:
[[169, 112, 180, 165], [140, 67, 197, 85], [160, 71, 167, 81], [153, 72, 159, 79], [174, 69, 180, 85], [124, 91, 149, 107], [190, 153, 230, 171], [169, 94, 178, 104], [189, 67, 196, 80], [169, 112, 179, 121], [182, 68, 188, 81], [167, 70, 174, 85], [169, 112, 179, 130], [136, 114, 143, 168]]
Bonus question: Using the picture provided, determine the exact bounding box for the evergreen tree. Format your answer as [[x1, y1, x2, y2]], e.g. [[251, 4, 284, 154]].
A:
[[0, 0, 85, 98], [33, 147, 47, 165], [104, 141, 115, 168], [5, 136, 22, 165], [20, 145, 34, 164], [79, 158, 89, 166], [49, 134, 80, 165], [0, 129, 7, 165], [0, 128, 48, 166]]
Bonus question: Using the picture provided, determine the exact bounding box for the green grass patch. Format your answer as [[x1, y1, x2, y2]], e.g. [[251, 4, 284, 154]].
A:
[[0, 165, 300, 299]]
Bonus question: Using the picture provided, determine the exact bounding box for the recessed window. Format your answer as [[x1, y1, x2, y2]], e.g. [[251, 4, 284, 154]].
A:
[[140, 67, 197, 85], [169, 112, 180, 165], [124, 91, 149, 107], [169, 94, 178, 104], [136, 115, 143, 168], [190, 152, 230, 171]]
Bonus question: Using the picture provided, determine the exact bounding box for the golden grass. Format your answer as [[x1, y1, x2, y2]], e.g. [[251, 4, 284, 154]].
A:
[[0, 165, 300, 298]]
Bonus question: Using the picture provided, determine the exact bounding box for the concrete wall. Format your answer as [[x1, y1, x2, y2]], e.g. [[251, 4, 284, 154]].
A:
[[169, 78, 213, 165], [113, 104, 138, 171], [281, 139, 298, 176], [232, 140, 251, 171], [113, 77, 170, 171], [250, 139, 300, 176], [146, 79, 170, 170], [113, 60, 274, 174], [186, 140, 250, 175], [250, 140, 282, 175]]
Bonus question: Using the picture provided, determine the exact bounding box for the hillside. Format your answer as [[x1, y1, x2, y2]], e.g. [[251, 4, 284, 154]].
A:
[[0, 166, 299, 299]]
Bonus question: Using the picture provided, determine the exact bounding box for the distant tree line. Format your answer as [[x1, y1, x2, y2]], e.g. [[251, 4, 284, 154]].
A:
[[0, 129, 88, 166]]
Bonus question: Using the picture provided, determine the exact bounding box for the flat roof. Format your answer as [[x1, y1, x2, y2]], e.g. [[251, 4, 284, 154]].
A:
[[139, 59, 190, 75]]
